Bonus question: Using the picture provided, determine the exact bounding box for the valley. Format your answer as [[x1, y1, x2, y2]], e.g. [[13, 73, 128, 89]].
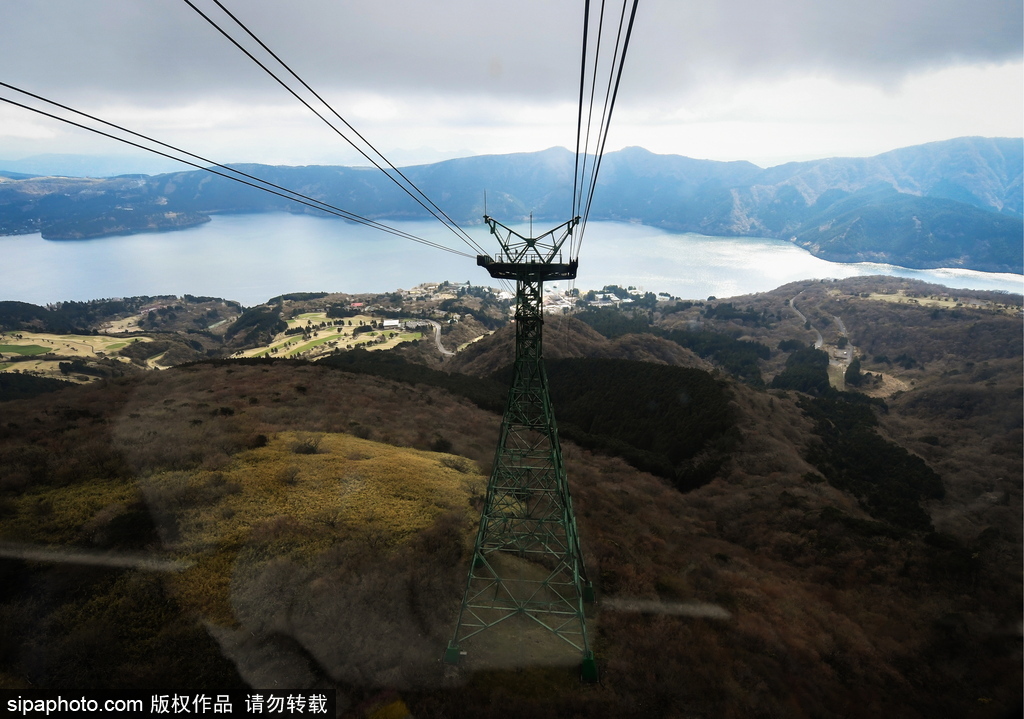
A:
[[0, 274, 1020, 717]]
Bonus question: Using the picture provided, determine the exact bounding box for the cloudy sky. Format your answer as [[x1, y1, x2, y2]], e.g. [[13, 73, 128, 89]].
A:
[[1, 0, 1021, 171]]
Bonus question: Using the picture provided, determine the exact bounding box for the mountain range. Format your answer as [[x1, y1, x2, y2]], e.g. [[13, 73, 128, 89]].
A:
[[1, 136, 1020, 273]]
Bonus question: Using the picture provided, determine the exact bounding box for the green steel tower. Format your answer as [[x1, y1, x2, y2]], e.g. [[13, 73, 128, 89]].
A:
[[445, 215, 597, 681]]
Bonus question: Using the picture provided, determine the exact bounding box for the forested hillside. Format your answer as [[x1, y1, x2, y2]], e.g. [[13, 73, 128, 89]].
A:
[[0, 275, 1020, 716]]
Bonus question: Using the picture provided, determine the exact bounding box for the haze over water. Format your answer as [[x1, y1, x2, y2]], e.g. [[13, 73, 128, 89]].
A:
[[3, 214, 1021, 306]]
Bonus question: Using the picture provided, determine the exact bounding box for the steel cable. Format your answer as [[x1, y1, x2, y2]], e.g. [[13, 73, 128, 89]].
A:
[[0, 92, 473, 258], [182, 0, 488, 258]]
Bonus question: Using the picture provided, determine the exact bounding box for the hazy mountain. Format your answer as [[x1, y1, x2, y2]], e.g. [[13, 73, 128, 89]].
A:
[[752, 136, 1023, 215], [0, 153, 185, 178], [1, 137, 1020, 272]]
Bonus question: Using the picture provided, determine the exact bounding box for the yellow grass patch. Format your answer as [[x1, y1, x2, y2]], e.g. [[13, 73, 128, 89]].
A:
[[1, 478, 139, 545], [139, 432, 483, 623], [102, 316, 142, 333], [864, 290, 1020, 314], [0, 331, 152, 357], [860, 372, 910, 398], [2, 359, 102, 383]]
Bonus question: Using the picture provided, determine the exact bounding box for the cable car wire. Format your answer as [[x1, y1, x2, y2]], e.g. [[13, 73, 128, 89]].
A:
[[206, 0, 488, 260], [0, 91, 473, 258], [181, 0, 488, 258], [571, 0, 639, 258], [571, 0, 591, 228], [579, 0, 637, 244]]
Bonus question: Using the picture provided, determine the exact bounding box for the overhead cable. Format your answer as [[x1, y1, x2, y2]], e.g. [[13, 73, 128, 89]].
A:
[[574, 0, 607, 248], [0, 90, 473, 258], [579, 0, 638, 243], [182, 0, 488, 258], [572, 0, 592, 225], [571, 0, 639, 257]]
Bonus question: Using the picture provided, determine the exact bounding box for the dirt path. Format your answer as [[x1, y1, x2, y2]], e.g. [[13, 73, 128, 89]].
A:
[[146, 351, 170, 369]]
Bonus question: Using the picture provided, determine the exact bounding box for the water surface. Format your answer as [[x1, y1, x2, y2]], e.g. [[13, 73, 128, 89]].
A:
[[2, 214, 1021, 306]]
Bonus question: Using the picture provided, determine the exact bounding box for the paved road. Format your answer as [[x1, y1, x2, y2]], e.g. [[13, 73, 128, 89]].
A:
[[789, 295, 857, 390], [424, 319, 455, 356], [789, 294, 823, 349]]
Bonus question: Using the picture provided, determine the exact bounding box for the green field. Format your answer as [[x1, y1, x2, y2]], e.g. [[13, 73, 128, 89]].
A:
[[285, 333, 345, 356], [0, 345, 51, 356], [245, 314, 421, 359]]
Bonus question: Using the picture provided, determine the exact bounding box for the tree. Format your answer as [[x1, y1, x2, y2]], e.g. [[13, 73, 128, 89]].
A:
[[845, 358, 864, 387]]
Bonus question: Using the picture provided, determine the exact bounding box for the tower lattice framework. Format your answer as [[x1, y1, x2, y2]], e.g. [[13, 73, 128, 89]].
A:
[[445, 215, 596, 680]]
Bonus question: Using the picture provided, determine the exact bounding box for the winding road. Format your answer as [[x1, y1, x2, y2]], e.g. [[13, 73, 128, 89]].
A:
[[423, 319, 455, 357], [789, 293, 823, 349], [790, 293, 856, 391]]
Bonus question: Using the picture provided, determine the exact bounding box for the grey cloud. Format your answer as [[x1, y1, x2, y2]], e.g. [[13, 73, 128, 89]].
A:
[[628, 0, 1022, 94], [2, 0, 1020, 107]]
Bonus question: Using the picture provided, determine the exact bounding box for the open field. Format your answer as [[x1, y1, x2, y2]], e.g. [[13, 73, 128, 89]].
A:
[[101, 316, 143, 333], [1, 359, 107, 383], [865, 290, 1022, 314], [237, 312, 424, 360], [0, 331, 155, 381], [0, 331, 153, 358], [0, 344, 51, 356]]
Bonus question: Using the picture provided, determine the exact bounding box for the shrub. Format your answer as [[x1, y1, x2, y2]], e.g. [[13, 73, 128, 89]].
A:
[[429, 436, 453, 453], [439, 456, 475, 474], [291, 435, 321, 455], [771, 347, 831, 395], [276, 465, 300, 485]]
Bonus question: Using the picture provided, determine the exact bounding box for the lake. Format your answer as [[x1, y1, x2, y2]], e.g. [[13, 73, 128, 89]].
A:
[[3, 214, 1022, 306]]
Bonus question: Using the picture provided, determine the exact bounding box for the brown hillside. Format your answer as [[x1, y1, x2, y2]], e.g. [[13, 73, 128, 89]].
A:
[[0, 356, 1020, 716], [447, 315, 711, 377]]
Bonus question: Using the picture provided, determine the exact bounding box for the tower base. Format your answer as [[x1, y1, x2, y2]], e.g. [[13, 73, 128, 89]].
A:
[[581, 651, 599, 683], [443, 642, 462, 666]]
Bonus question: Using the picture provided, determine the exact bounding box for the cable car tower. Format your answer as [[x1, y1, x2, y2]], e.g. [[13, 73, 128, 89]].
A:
[[444, 214, 597, 680]]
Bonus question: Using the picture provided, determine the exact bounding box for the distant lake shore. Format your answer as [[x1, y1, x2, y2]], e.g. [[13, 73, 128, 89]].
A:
[[4, 214, 1022, 306]]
